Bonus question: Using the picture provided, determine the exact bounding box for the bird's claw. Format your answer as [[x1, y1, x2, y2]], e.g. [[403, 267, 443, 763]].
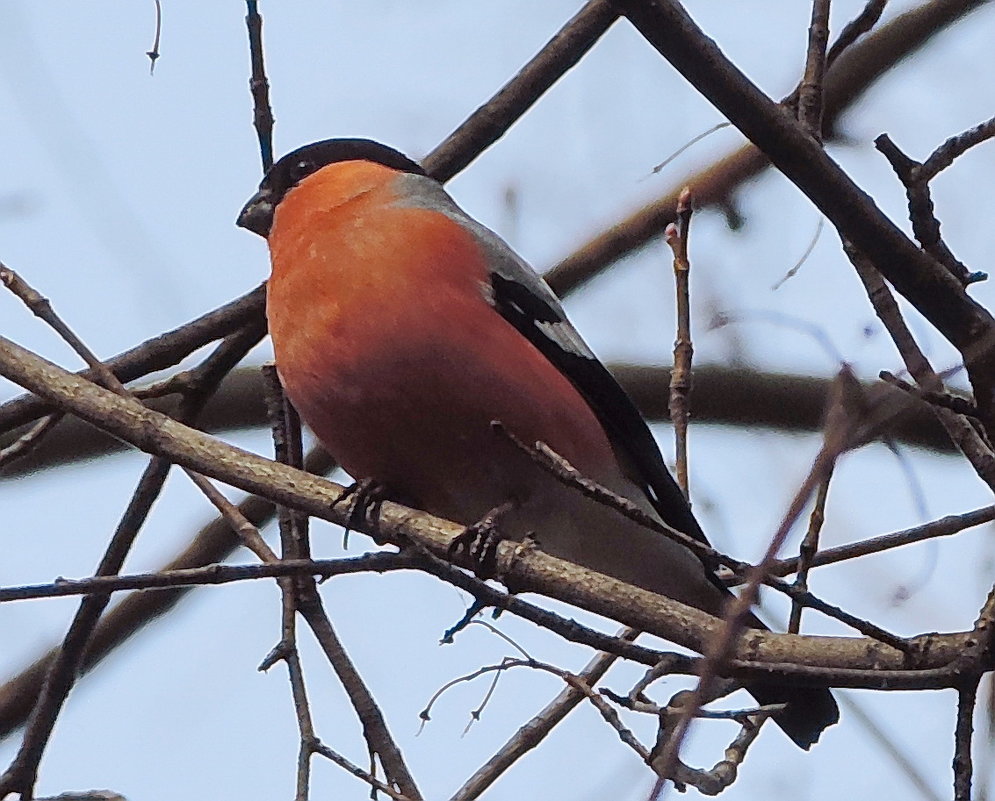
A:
[[333, 477, 388, 547], [447, 502, 515, 579]]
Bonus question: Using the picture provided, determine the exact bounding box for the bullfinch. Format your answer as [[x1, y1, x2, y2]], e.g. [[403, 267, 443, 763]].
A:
[[237, 138, 838, 748]]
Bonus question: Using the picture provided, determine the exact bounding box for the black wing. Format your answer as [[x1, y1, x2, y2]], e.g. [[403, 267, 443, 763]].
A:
[[488, 271, 709, 547]]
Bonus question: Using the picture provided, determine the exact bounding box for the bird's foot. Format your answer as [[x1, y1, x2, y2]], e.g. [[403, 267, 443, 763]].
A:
[[333, 477, 389, 548], [447, 500, 516, 579]]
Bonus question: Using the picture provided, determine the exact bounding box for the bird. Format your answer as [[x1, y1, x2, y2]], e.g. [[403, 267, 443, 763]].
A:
[[237, 137, 839, 748]]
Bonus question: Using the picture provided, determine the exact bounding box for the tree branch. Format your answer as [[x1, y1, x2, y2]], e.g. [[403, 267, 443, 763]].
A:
[[0, 334, 991, 687]]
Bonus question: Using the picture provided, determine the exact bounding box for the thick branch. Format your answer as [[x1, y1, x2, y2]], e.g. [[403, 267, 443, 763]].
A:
[[0, 334, 990, 686]]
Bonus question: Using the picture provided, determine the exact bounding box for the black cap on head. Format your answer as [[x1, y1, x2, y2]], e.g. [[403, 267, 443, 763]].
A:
[[237, 138, 426, 237]]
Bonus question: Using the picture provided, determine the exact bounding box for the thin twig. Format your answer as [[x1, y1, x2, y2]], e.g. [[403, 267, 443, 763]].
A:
[[650, 123, 730, 175], [262, 366, 318, 801], [789, 474, 831, 633], [788, 368, 854, 634], [181, 472, 278, 564], [771, 217, 824, 290], [146, 0, 162, 74], [669, 708, 778, 795], [1, 266, 130, 394], [922, 113, 995, 181], [449, 628, 638, 801], [825, 0, 888, 70], [0, 554, 421, 603], [798, 0, 831, 138], [312, 742, 414, 801], [432, 658, 652, 766], [955, 679, 979, 801], [0, 412, 63, 469], [763, 505, 995, 578], [880, 370, 979, 417], [874, 133, 975, 285], [244, 1, 274, 171], [848, 248, 995, 490], [666, 187, 694, 499]]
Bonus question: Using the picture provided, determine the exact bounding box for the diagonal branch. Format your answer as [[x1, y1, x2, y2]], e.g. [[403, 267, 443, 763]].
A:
[[612, 0, 995, 422], [546, 0, 990, 296], [1, 333, 993, 685]]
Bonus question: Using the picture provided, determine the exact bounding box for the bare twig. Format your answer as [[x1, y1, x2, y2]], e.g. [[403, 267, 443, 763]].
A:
[[798, 0, 831, 138], [849, 248, 995, 489], [244, 0, 274, 171], [764, 506, 995, 578], [0, 554, 420, 603], [825, 0, 888, 69], [182, 472, 278, 564], [771, 217, 824, 289], [430, 657, 652, 767], [312, 742, 414, 801], [922, 113, 995, 180], [449, 628, 638, 801], [875, 133, 975, 285], [666, 187, 694, 498], [0, 412, 63, 469], [261, 365, 319, 801], [880, 370, 980, 417], [669, 709, 778, 795], [146, 0, 162, 73], [1, 266, 130, 394], [789, 475, 831, 633], [955, 679, 979, 801], [650, 123, 731, 175]]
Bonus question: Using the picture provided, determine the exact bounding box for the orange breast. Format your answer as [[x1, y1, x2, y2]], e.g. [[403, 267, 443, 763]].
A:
[[266, 164, 616, 523]]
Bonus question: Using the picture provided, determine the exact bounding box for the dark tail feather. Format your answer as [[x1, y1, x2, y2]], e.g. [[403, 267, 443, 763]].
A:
[[746, 682, 839, 749]]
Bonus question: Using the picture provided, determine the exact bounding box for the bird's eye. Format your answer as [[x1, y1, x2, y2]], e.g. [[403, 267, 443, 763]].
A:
[[290, 159, 312, 183]]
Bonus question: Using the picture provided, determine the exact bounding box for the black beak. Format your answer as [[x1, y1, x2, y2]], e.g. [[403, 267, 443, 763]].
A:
[[237, 188, 275, 238]]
